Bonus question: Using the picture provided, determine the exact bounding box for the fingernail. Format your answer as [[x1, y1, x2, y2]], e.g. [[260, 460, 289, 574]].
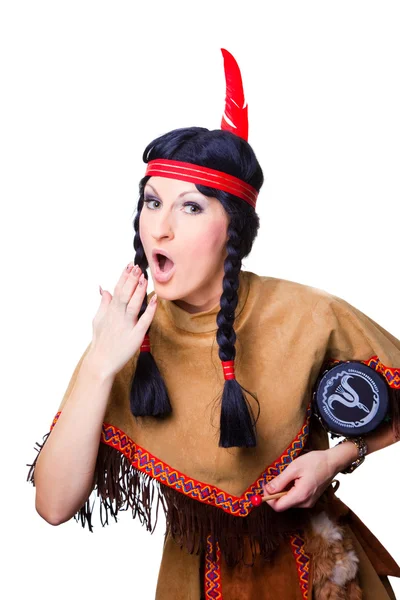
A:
[[267, 482, 275, 492], [99, 285, 103, 296], [126, 261, 134, 271]]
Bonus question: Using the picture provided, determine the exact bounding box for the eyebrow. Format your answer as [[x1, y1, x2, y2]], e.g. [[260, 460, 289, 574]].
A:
[[144, 182, 204, 199]]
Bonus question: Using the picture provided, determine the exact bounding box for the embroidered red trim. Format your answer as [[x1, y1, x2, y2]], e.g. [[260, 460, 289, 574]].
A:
[[325, 355, 400, 389], [364, 355, 400, 389], [49, 403, 311, 518], [290, 531, 311, 600], [204, 535, 223, 599], [203, 530, 311, 599]]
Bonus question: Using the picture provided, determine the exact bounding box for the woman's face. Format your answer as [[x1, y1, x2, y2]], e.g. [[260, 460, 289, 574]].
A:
[[139, 176, 229, 313]]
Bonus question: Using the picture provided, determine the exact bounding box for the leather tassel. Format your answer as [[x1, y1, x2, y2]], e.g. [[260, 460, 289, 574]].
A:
[[27, 434, 311, 567], [27, 434, 166, 533], [220, 48, 249, 141], [161, 482, 311, 567]]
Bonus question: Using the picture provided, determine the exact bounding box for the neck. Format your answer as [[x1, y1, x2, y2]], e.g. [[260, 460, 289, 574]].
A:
[[158, 270, 250, 334], [171, 268, 225, 315], [172, 295, 221, 314]]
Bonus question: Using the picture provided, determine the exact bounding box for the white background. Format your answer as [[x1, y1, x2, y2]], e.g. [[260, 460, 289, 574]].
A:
[[1, 1, 399, 598]]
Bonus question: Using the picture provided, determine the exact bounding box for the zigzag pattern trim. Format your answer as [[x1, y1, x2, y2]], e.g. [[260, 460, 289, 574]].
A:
[[326, 354, 400, 389], [49, 403, 311, 518], [364, 355, 400, 389], [203, 530, 311, 599], [290, 531, 310, 600], [204, 535, 223, 599]]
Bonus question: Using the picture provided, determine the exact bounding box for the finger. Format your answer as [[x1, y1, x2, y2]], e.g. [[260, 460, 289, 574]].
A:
[[263, 497, 280, 510], [119, 268, 143, 306], [93, 287, 113, 325], [113, 262, 138, 300], [133, 293, 158, 336], [265, 485, 305, 512], [125, 273, 149, 320], [264, 465, 296, 495]]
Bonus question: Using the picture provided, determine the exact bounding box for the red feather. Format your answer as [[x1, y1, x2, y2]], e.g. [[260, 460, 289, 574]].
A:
[[220, 48, 249, 141]]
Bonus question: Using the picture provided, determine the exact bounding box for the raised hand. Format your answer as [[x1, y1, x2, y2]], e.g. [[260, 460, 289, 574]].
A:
[[87, 262, 157, 379]]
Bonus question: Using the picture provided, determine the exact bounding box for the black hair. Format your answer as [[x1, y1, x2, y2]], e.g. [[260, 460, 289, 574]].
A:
[[130, 127, 263, 447]]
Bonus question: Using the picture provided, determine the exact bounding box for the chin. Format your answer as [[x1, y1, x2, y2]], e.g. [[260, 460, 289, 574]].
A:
[[152, 281, 179, 301]]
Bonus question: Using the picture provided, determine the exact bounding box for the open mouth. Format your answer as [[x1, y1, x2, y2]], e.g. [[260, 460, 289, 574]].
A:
[[156, 253, 175, 273]]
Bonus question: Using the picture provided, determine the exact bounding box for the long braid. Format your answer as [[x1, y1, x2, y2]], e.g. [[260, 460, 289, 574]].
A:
[[217, 219, 260, 447], [132, 183, 149, 320], [127, 127, 262, 447], [129, 178, 172, 418]]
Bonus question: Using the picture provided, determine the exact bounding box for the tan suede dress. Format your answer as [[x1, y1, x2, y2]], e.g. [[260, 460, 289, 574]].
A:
[[27, 270, 400, 599]]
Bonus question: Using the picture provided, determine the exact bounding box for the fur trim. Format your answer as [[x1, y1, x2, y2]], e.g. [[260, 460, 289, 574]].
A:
[[331, 550, 359, 587], [304, 511, 362, 600], [310, 511, 343, 543]]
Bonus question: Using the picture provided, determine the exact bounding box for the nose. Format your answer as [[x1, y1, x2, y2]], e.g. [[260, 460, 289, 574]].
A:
[[150, 210, 174, 242]]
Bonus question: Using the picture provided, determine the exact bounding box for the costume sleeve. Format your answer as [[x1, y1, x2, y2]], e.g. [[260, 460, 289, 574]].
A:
[[318, 292, 400, 440], [56, 341, 93, 412], [26, 342, 92, 487], [26, 343, 153, 533]]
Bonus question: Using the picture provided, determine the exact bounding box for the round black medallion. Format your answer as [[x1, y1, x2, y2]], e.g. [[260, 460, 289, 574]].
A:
[[313, 361, 389, 436]]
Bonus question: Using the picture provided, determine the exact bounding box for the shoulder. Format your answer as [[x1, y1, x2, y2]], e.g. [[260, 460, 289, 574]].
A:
[[243, 270, 339, 311]]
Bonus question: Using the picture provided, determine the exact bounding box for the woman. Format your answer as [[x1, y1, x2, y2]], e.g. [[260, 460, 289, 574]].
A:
[[27, 49, 400, 599]]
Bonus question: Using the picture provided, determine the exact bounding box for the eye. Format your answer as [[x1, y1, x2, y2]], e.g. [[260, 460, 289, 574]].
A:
[[183, 202, 202, 215], [143, 197, 203, 215], [143, 196, 161, 209]]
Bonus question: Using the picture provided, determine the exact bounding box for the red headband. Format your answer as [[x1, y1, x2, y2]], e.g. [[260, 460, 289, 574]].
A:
[[144, 48, 259, 211], [145, 158, 258, 208]]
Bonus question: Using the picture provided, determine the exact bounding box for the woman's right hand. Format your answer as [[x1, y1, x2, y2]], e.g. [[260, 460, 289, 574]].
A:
[[85, 262, 157, 379]]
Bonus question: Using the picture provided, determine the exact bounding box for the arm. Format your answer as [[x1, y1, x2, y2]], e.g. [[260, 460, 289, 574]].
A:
[[33, 262, 157, 526], [264, 292, 400, 511], [327, 421, 397, 474], [263, 423, 398, 512], [34, 353, 115, 526]]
